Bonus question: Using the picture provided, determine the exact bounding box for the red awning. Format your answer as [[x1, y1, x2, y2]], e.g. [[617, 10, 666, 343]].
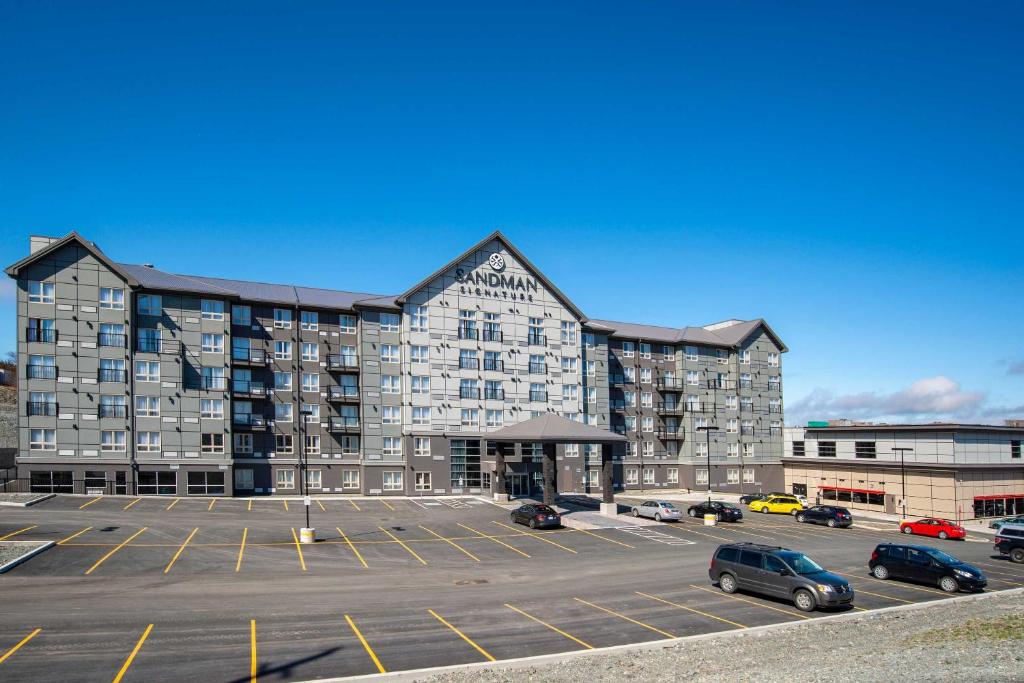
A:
[[820, 485, 885, 495], [973, 494, 1024, 501]]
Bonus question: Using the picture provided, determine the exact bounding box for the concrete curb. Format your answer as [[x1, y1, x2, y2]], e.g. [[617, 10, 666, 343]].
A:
[[0, 493, 55, 507], [302, 587, 1024, 683], [0, 541, 55, 574]]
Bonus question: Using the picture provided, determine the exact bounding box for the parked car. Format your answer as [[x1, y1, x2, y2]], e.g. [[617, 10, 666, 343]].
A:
[[869, 543, 987, 593], [994, 523, 1024, 563], [794, 495, 810, 508], [796, 505, 852, 528], [749, 495, 804, 516], [899, 518, 966, 540], [739, 493, 769, 505], [511, 504, 561, 529], [630, 500, 683, 522], [708, 542, 854, 612], [687, 500, 743, 522], [989, 515, 1024, 530]]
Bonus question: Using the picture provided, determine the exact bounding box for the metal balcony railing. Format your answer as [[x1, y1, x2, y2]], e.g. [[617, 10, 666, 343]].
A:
[[327, 354, 359, 370], [482, 329, 503, 342], [328, 386, 359, 401], [528, 361, 547, 374], [459, 357, 479, 370], [27, 365, 57, 380], [483, 358, 504, 371], [329, 417, 360, 432], [98, 368, 127, 383], [99, 404, 127, 418], [98, 333, 126, 348], [27, 401, 58, 416], [460, 387, 481, 399], [483, 388, 505, 400], [232, 381, 267, 397], [26, 328, 56, 343], [656, 429, 684, 440], [527, 332, 546, 346], [656, 378, 686, 391], [233, 414, 266, 427], [458, 326, 479, 340], [656, 402, 685, 414], [529, 390, 547, 402], [196, 376, 228, 391], [707, 379, 736, 390]]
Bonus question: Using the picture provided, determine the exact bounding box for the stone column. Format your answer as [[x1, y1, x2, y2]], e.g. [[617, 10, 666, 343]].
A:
[[600, 442, 617, 516], [493, 441, 508, 502], [542, 442, 557, 506]]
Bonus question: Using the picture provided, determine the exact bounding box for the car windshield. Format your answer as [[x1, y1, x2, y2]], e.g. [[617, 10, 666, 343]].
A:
[[720, 503, 739, 510], [534, 506, 555, 514], [660, 503, 678, 510], [776, 551, 825, 575], [924, 548, 960, 565]]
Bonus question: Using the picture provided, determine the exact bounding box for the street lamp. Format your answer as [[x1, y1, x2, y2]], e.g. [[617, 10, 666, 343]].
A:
[[892, 447, 913, 520], [299, 404, 315, 539], [696, 425, 720, 504]]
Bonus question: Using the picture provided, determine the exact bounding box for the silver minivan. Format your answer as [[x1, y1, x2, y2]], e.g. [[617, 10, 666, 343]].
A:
[[630, 500, 683, 522]]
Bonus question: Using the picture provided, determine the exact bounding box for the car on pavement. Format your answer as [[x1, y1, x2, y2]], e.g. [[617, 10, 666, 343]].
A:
[[989, 515, 1024, 530], [868, 543, 987, 593], [994, 523, 1024, 563], [899, 518, 966, 540], [687, 500, 743, 522], [630, 500, 683, 522], [748, 495, 805, 516], [511, 503, 562, 529], [739, 493, 769, 505], [794, 495, 810, 508], [709, 542, 854, 612], [796, 505, 852, 528]]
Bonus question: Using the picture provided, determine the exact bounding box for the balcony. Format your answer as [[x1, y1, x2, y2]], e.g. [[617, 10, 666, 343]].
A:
[[609, 374, 626, 386], [739, 379, 752, 389], [460, 387, 481, 399], [656, 378, 686, 391], [233, 413, 266, 428], [98, 333, 126, 348], [528, 361, 547, 374], [483, 388, 505, 400], [767, 382, 781, 393], [707, 379, 736, 390], [232, 380, 267, 397], [99, 404, 127, 418], [740, 403, 754, 413], [233, 350, 271, 365], [328, 386, 360, 402], [98, 368, 127, 383], [768, 404, 782, 414], [529, 390, 547, 402], [27, 401, 58, 416], [656, 429, 684, 440], [137, 338, 181, 355], [458, 326, 479, 341], [609, 399, 625, 410], [656, 402, 685, 414], [740, 426, 754, 436], [26, 365, 57, 380], [26, 328, 56, 343], [329, 417, 360, 432], [482, 329, 503, 343], [459, 357, 479, 370], [484, 358, 505, 372], [527, 333, 546, 346], [327, 354, 359, 370], [190, 376, 228, 391]]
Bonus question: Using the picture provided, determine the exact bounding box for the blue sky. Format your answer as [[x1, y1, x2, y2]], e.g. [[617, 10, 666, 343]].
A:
[[1, 1, 1021, 424]]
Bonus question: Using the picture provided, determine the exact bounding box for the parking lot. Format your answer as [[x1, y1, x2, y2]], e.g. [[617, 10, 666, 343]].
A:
[[1, 494, 1022, 682]]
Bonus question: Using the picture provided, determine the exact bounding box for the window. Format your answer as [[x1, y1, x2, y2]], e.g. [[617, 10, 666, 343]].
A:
[[770, 420, 782, 436], [695, 441, 708, 457], [275, 403, 293, 423], [818, 441, 837, 457], [135, 395, 159, 417], [339, 315, 357, 333], [643, 468, 655, 484], [383, 470, 403, 490], [639, 367, 652, 384], [99, 287, 125, 310], [273, 309, 292, 328], [667, 468, 679, 484], [411, 345, 428, 364], [562, 385, 578, 402], [410, 305, 429, 332], [740, 373, 752, 389], [696, 468, 708, 485], [342, 470, 360, 489], [382, 436, 402, 456], [561, 321, 577, 345], [622, 341, 635, 357], [624, 391, 636, 409], [300, 311, 318, 331], [727, 443, 739, 457], [201, 333, 224, 353], [201, 299, 225, 320], [410, 406, 429, 426], [302, 404, 320, 423], [304, 465, 321, 487], [201, 433, 225, 454], [624, 367, 635, 383], [137, 431, 161, 452], [28, 429, 56, 450], [380, 375, 400, 394], [586, 387, 597, 404], [742, 443, 754, 458], [414, 437, 431, 456], [725, 395, 738, 410], [739, 349, 751, 365], [137, 471, 176, 496], [855, 442, 877, 458], [200, 399, 224, 419], [99, 430, 126, 452], [234, 433, 253, 454], [340, 436, 360, 456], [583, 333, 595, 349], [740, 397, 753, 412], [686, 370, 699, 386], [380, 344, 400, 363], [767, 352, 779, 367], [482, 312, 501, 342], [274, 341, 292, 360], [232, 338, 251, 362], [411, 375, 430, 394], [138, 295, 163, 316], [641, 392, 652, 408], [461, 408, 478, 427], [382, 406, 401, 425], [768, 376, 781, 392], [274, 372, 293, 390], [529, 383, 546, 402], [301, 372, 319, 392], [1013, 441, 1021, 459], [791, 441, 805, 456], [684, 346, 698, 362], [275, 434, 293, 454], [301, 342, 319, 361], [625, 468, 639, 485], [415, 472, 432, 491], [486, 409, 503, 428], [380, 313, 400, 332], [743, 468, 755, 483], [768, 398, 781, 414], [564, 443, 579, 458], [28, 280, 55, 304], [585, 360, 595, 377], [639, 343, 651, 359], [232, 305, 251, 326], [276, 469, 295, 490], [135, 361, 159, 382], [561, 356, 578, 373], [642, 441, 653, 457], [642, 416, 653, 433], [528, 318, 545, 345], [726, 418, 738, 434]]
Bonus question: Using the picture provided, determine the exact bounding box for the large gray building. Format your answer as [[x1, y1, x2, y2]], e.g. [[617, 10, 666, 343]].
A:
[[5, 231, 787, 498]]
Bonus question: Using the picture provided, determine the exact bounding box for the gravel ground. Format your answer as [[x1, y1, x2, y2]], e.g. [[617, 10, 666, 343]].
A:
[[420, 590, 1024, 683], [0, 541, 51, 568], [0, 493, 51, 504]]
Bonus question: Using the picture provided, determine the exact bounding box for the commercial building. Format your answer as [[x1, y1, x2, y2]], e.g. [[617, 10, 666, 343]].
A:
[[6, 231, 786, 497], [783, 424, 1024, 520]]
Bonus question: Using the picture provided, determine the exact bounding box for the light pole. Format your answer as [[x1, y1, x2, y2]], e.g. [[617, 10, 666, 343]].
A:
[[892, 447, 913, 520], [696, 425, 720, 504], [299, 404, 314, 538]]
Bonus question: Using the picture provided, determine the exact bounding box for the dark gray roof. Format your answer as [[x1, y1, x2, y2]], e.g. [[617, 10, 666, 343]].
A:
[[588, 317, 787, 351], [806, 423, 1024, 434], [6, 232, 140, 286], [487, 414, 628, 443]]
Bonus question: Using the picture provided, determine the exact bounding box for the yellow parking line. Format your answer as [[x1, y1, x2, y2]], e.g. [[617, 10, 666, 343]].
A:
[[571, 527, 635, 549], [337, 527, 368, 569], [982, 576, 1024, 587], [283, 500, 289, 511], [345, 615, 386, 673], [58, 526, 93, 545], [688, 584, 812, 620], [850, 586, 915, 604], [0, 526, 36, 541], [250, 619, 257, 683], [85, 528, 148, 575], [290, 528, 307, 571], [420, 525, 480, 562], [427, 609, 495, 662], [0, 628, 41, 665], [349, 499, 361, 511], [380, 499, 395, 511], [164, 527, 199, 574], [856, 574, 947, 595], [123, 498, 141, 511], [247, 499, 253, 512], [635, 591, 747, 629], [491, 520, 577, 554], [316, 499, 326, 512], [504, 604, 593, 649], [236, 528, 248, 572], [378, 527, 427, 565], [165, 498, 181, 511], [78, 496, 103, 510], [112, 623, 153, 683], [208, 499, 217, 511], [573, 597, 675, 639], [457, 523, 530, 558]]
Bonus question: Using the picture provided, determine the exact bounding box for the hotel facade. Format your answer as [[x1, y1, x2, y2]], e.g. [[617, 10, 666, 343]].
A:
[[7, 231, 787, 498]]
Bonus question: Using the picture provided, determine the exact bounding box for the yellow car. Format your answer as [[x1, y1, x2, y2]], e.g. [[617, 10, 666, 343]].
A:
[[749, 495, 804, 515]]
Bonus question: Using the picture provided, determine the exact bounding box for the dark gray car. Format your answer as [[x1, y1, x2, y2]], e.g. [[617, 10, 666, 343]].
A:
[[708, 542, 855, 612]]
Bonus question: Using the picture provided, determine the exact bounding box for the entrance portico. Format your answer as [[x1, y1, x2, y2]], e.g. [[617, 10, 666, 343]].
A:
[[486, 414, 629, 515]]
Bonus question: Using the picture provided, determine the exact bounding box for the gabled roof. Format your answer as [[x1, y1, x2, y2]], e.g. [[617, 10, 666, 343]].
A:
[[5, 232, 140, 286], [587, 317, 788, 352], [394, 230, 589, 322], [487, 413, 628, 443]]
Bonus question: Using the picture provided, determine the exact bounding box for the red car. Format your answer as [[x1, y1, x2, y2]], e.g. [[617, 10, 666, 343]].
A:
[[899, 518, 966, 540]]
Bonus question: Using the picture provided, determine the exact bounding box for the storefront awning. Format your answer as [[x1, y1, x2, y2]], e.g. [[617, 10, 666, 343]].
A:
[[486, 414, 629, 444]]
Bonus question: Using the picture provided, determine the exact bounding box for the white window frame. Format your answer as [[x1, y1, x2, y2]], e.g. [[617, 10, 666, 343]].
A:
[[380, 375, 400, 394], [276, 469, 295, 490], [414, 437, 431, 456], [232, 304, 251, 326], [300, 311, 318, 331], [134, 361, 159, 383], [410, 305, 429, 332], [339, 315, 357, 334], [415, 471, 431, 491], [305, 468, 322, 488], [380, 344, 400, 363], [696, 468, 708, 485], [274, 309, 292, 329], [28, 280, 55, 304], [200, 399, 224, 419], [101, 430, 126, 452], [382, 470, 403, 491], [201, 299, 225, 320], [382, 406, 401, 425], [411, 345, 428, 364], [99, 287, 125, 310], [274, 341, 292, 360], [342, 470, 360, 490], [135, 395, 160, 417], [301, 342, 319, 362], [137, 431, 161, 453], [411, 375, 430, 394], [379, 313, 400, 332], [643, 467, 655, 484], [275, 403, 293, 423], [301, 372, 319, 392], [201, 333, 224, 354], [667, 467, 679, 484], [622, 341, 634, 358], [626, 468, 639, 485]]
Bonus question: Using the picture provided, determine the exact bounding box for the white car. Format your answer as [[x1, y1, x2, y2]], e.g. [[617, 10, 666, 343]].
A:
[[796, 495, 810, 508], [631, 500, 683, 521]]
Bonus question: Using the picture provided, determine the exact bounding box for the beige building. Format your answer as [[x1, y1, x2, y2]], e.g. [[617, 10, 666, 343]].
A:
[[783, 424, 1024, 521]]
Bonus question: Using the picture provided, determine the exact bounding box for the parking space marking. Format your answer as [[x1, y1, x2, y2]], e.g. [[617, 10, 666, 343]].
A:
[[504, 603, 594, 649], [112, 623, 153, 683], [85, 527, 148, 575], [379, 527, 428, 565], [419, 525, 480, 562], [0, 628, 41, 665], [208, 499, 217, 511], [345, 614, 386, 673], [635, 591, 747, 629], [724, 524, 793, 541], [336, 527, 369, 569], [165, 498, 181, 511], [0, 526, 37, 541], [658, 524, 732, 543], [571, 527, 635, 549], [349, 499, 361, 512], [236, 528, 248, 572], [247, 499, 253, 512], [407, 499, 429, 510], [250, 619, 257, 683], [688, 584, 812, 620], [78, 496, 103, 510], [980, 575, 1024, 587], [974, 561, 1024, 577], [380, 499, 396, 511], [290, 528, 307, 571], [316, 499, 326, 512], [427, 609, 496, 662], [849, 586, 915, 604], [164, 527, 199, 574], [283, 500, 289, 511], [457, 523, 530, 558], [572, 597, 676, 639], [57, 526, 93, 545], [491, 521, 578, 554], [123, 498, 141, 511], [617, 526, 696, 546], [855, 574, 947, 595]]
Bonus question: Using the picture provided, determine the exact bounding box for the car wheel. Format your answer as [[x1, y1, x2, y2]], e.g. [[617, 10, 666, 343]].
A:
[[902, 526, 914, 534], [793, 589, 816, 612], [872, 564, 889, 580], [827, 519, 837, 528], [632, 508, 639, 517], [760, 507, 769, 514], [719, 573, 738, 594], [939, 576, 959, 593], [938, 531, 948, 540], [688, 508, 697, 517], [1010, 548, 1024, 563], [790, 509, 800, 516], [529, 519, 537, 529], [655, 513, 662, 522], [796, 514, 806, 523]]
